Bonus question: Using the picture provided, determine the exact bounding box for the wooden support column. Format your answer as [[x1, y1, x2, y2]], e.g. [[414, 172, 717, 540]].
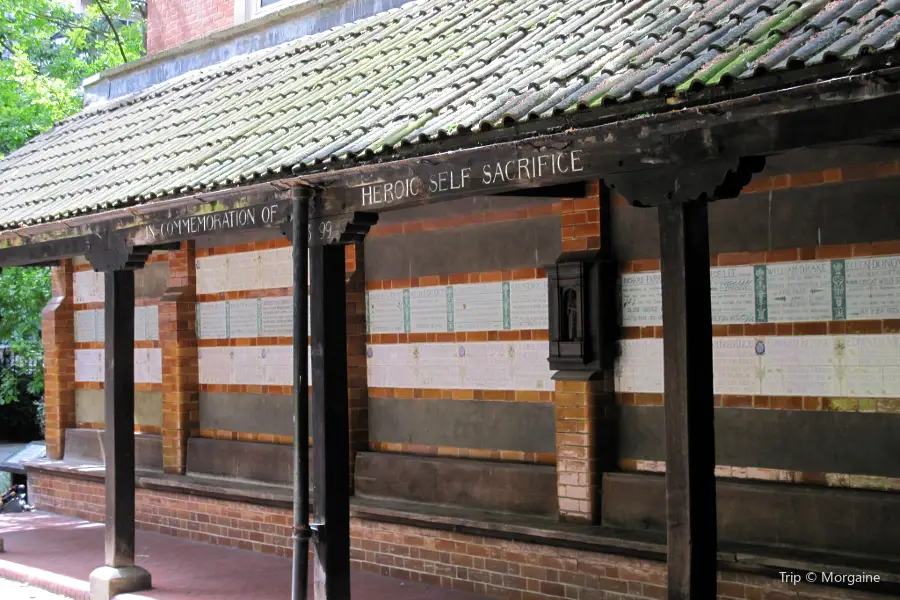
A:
[[310, 242, 351, 600], [657, 200, 716, 600], [42, 260, 76, 460], [297, 210, 376, 600], [86, 237, 153, 599], [103, 269, 139, 568], [608, 157, 763, 599]]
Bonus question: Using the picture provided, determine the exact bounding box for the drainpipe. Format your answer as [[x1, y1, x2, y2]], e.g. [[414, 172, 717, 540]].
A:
[[291, 186, 311, 600]]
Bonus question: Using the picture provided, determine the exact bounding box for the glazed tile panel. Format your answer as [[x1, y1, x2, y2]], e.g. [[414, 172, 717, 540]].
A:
[[621, 255, 900, 326], [616, 335, 900, 398], [74, 348, 162, 383]]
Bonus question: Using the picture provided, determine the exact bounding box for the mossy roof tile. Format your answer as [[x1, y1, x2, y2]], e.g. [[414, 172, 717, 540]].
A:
[[0, 0, 898, 229]]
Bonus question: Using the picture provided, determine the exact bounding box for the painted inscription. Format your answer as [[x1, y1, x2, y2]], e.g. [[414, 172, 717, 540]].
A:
[[142, 204, 282, 243], [409, 287, 448, 333], [359, 150, 585, 207], [508, 280, 549, 330], [620, 272, 662, 327], [766, 262, 831, 322], [710, 266, 755, 324], [845, 256, 900, 319]]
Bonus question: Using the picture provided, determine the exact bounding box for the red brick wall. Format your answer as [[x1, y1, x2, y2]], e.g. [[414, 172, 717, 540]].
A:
[[29, 472, 886, 600], [160, 241, 199, 474], [42, 260, 75, 460], [147, 0, 234, 54]]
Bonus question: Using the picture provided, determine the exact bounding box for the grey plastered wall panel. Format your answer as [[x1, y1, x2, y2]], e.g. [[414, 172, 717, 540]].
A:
[[602, 472, 900, 557], [761, 145, 900, 176], [199, 392, 300, 436], [63, 428, 162, 470], [135, 391, 163, 428], [187, 437, 292, 485], [618, 405, 900, 477], [75, 389, 104, 424], [611, 174, 900, 261], [75, 389, 162, 428], [356, 452, 557, 516], [365, 216, 560, 281], [369, 397, 555, 454], [135, 261, 170, 298]]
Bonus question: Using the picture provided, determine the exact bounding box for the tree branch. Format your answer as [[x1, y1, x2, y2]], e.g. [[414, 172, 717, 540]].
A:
[[94, 0, 128, 63], [18, 10, 107, 36]]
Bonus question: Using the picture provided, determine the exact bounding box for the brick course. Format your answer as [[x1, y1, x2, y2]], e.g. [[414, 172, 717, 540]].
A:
[[560, 183, 602, 253], [29, 472, 887, 600], [147, 0, 234, 54], [42, 260, 76, 460], [553, 183, 610, 522], [554, 378, 614, 522], [160, 242, 200, 474]]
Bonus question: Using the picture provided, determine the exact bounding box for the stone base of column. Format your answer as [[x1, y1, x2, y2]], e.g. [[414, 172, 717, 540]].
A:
[[89, 566, 151, 600]]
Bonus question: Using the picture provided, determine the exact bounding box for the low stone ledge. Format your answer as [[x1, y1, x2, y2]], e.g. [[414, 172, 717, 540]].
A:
[[25, 460, 296, 509]]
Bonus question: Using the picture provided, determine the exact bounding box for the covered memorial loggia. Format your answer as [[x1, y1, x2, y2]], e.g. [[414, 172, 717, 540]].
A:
[[1, 1, 900, 597]]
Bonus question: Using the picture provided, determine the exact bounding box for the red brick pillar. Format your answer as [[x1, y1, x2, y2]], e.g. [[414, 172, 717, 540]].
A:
[[555, 181, 611, 522], [345, 244, 368, 489], [159, 242, 199, 474], [560, 182, 602, 253], [42, 260, 76, 460], [555, 377, 616, 522]]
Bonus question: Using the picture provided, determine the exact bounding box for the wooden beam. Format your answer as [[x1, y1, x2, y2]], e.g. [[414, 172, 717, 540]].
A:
[[309, 243, 351, 600], [496, 181, 588, 198], [103, 268, 137, 569], [657, 201, 717, 599]]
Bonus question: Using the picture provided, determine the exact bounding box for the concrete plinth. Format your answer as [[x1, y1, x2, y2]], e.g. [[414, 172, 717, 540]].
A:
[[89, 565, 151, 600]]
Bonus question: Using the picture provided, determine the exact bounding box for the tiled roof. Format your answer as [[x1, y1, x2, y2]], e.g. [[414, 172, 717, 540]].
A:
[[1, 0, 899, 230]]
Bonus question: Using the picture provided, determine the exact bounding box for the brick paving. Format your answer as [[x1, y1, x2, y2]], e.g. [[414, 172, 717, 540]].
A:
[[0, 512, 489, 600]]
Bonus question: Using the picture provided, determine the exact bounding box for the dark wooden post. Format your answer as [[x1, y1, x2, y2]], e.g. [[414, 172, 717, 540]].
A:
[[104, 269, 138, 568], [657, 201, 717, 599], [609, 157, 762, 599], [86, 237, 153, 600], [309, 242, 351, 600]]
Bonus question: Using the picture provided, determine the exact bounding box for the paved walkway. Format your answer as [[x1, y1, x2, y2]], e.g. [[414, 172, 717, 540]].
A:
[[1, 577, 71, 600], [0, 512, 488, 600]]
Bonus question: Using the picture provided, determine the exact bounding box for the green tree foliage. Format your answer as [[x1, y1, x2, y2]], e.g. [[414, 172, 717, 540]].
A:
[[0, 1, 145, 414], [0, 267, 50, 405], [0, 0, 146, 156]]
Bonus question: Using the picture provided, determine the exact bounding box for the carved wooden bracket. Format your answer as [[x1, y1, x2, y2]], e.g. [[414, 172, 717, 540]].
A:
[[85, 234, 175, 272], [333, 212, 378, 244], [281, 211, 378, 246], [606, 156, 766, 207]]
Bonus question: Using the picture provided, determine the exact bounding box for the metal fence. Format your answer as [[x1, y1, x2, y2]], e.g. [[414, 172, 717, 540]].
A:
[[0, 346, 41, 378]]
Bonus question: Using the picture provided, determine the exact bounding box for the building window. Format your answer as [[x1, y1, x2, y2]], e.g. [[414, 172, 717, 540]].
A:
[[236, 0, 308, 23]]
